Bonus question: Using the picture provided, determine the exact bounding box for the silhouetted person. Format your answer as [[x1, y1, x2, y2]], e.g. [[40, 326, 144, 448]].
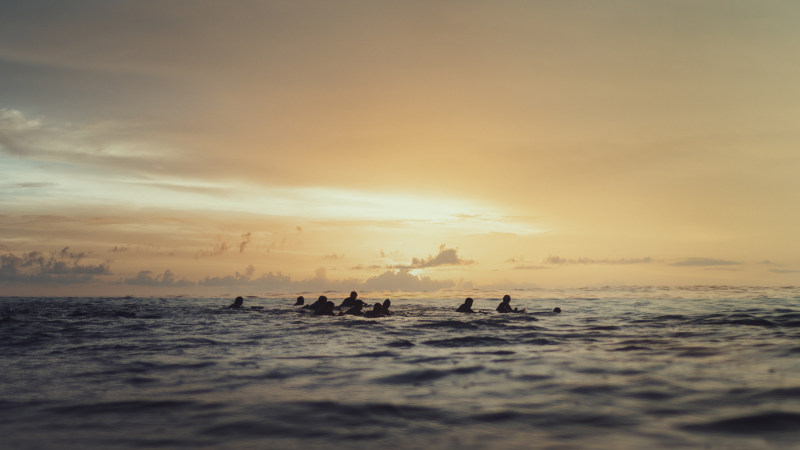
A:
[[364, 302, 384, 318], [457, 297, 476, 313], [314, 301, 336, 316], [339, 291, 359, 309], [294, 296, 305, 306], [381, 299, 393, 316], [229, 296, 244, 309], [343, 300, 364, 316], [496, 295, 519, 313], [305, 295, 328, 311], [553, 307, 561, 313]]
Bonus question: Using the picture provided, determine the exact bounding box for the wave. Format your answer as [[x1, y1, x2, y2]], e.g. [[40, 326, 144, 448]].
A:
[[684, 411, 800, 434], [376, 366, 484, 384]]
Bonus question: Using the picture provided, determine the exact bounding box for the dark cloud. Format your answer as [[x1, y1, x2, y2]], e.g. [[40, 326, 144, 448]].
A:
[[394, 245, 473, 270], [123, 269, 192, 287], [0, 247, 110, 284], [544, 255, 653, 265], [770, 269, 800, 274], [670, 258, 739, 267]]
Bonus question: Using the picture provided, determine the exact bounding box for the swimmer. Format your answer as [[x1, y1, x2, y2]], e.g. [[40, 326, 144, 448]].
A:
[[294, 296, 305, 306], [343, 300, 364, 316], [313, 300, 336, 316], [339, 291, 359, 309], [228, 296, 244, 309], [553, 307, 561, 313], [496, 295, 519, 313], [381, 299, 394, 316], [457, 297, 476, 313], [363, 302, 385, 318]]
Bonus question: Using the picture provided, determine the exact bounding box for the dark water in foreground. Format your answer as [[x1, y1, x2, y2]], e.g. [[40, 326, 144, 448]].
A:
[[1, 286, 800, 449]]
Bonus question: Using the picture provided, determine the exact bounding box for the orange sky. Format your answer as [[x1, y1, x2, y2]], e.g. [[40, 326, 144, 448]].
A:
[[2, 2, 799, 295]]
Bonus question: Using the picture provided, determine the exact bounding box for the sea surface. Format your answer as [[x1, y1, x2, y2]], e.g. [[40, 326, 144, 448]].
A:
[[1, 286, 800, 449]]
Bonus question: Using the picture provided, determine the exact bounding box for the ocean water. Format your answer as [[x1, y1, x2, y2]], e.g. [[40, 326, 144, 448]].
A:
[[1, 286, 799, 449]]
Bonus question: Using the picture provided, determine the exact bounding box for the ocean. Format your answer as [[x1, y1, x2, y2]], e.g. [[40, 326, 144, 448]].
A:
[[1, 286, 799, 449]]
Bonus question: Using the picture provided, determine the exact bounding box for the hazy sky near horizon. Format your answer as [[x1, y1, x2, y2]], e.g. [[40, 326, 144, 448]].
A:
[[2, 1, 799, 295]]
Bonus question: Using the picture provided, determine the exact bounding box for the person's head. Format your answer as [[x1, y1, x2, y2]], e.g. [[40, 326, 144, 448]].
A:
[[553, 307, 561, 313], [372, 303, 382, 312], [318, 295, 327, 302], [234, 296, 244, 305], [350, 291, 358, 299], [295, 296, 304, 305], [502, 295, 511, 303], [465, 297, 473, 306], [383, 299, 391, 308]]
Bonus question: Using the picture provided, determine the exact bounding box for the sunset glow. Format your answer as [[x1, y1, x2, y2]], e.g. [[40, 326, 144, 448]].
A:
[[2, 2, 799, 295]]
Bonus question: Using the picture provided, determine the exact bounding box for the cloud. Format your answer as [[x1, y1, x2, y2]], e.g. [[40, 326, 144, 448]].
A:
[[0, 247, 110, 284], [123, 269, 193, 287], [325, 253, 344, 260], [362, 270, 454, 292], [514, 265, 551, 270], [199, 265, 257, 286], [196, 265, 454, 293], [770, 269, 800, 274], [394, 244, 474, 270], [239, 232, 251, 253], [195, 241, 229, 258], [544, 255, 653, 265], [670, 258, 740, 267], [0, 108, 42, 156]]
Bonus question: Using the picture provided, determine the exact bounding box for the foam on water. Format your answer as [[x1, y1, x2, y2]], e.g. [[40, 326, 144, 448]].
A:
[[1, 286, 799, 449]]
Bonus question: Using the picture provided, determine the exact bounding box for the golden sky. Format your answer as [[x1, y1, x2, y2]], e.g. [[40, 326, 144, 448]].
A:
[[2, 1, 799, 295]]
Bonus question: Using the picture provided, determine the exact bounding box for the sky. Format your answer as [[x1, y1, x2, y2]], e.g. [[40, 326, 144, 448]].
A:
[[2, 1, 799, 296]]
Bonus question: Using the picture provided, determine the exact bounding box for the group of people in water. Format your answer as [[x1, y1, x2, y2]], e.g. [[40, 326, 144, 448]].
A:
[[229, 292, 561, 316]]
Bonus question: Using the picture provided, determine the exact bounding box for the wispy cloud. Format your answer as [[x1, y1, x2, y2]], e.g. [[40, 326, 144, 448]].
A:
[[239, 232, 252, 253], [670, 258, 740, 267], [195, 241, 229, 259], [544, 255, 653, 265], [514, 265, 551, 270]]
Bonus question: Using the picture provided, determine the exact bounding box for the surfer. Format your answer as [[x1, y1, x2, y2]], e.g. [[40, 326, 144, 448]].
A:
[[339, 291, 359, 309], [457, 297, 476, 313], [381, 299, 394, 316], [313, 300, 336, 316], [305, 295, 328, 311], [343, 300, 365, 316], [294, 296, 305, 306], [364, 302, 385, 318], [496, 295, 520, 313], [228, 296, 244, 309]]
